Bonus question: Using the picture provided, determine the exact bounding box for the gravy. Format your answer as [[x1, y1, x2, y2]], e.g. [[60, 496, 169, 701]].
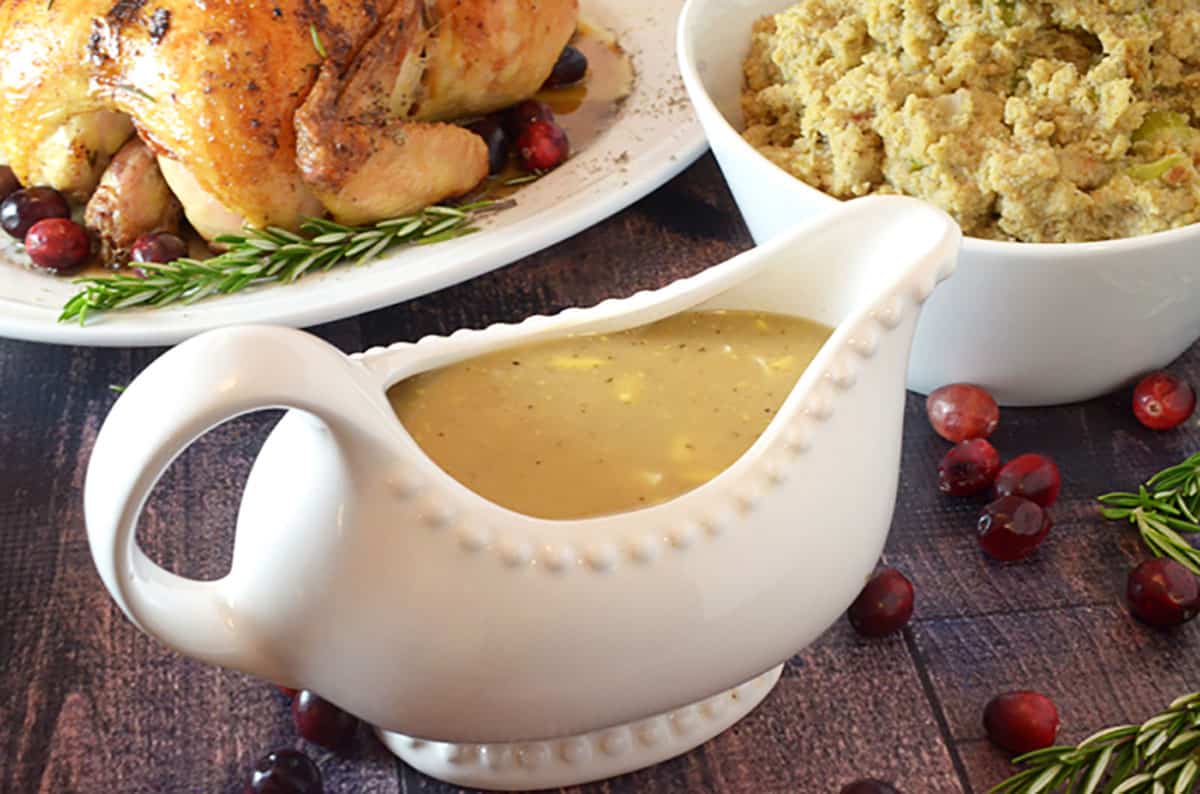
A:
[[389, 311, 831, 520]]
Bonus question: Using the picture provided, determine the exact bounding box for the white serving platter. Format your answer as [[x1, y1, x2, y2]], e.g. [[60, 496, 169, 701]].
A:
[[0, 0, 705, 347]]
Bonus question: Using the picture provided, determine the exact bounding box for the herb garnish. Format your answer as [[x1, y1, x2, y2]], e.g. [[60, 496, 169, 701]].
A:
[[116, 84, 157, 103], [309, 23, 327, 59], [503, 174, 541, 186], [59, 201, 494, 324], [991, 691, 1200, 793], [1098, 452, 1200, 574]]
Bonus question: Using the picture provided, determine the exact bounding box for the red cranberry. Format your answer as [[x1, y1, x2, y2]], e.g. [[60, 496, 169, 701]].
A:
[[277, 685, 299, 699], [0, 165, 20, 203], [517, 120, 570, 171], [130, 231, 187, 265], [840, 782, 901, 794], [502, 99, 555, 137], [466, 117, 511, 175], [994, 454, 1061, 508], [1132, 371, 1196, 431], [292, 690, 358, 750], [1, 186, 70, 239], [978, 496, 1051, 562], [24, 218, 90, 273], [926, 383, 1000, 443], [245, 749, 322, 794], [1126, 559, 1200, 628], [847, 568, 914, 637], [543, 44, 589, 87], [938, 439, 1001, 496], [983, 691, 1060, 755]]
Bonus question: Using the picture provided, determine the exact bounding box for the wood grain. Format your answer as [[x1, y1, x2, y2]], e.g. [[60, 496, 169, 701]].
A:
[[1, 155, 1198, 794]]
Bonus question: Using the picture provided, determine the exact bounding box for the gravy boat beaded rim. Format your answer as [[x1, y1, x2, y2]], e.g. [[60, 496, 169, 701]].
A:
[[84, 195, 960, 790]]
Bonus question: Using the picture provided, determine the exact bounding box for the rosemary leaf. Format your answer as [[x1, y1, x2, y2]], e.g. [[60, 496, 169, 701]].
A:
[[310, 232, 351, 245], [310, 23, 328, 59], [503, 173, 541, 186], [1173, 759, 1197, 793], [376, 215, 421, 229], [267, 226, 304, 242], [390, 219, 424, 238], [355, 234, 393, 267], [58, 203, 492, 323], [1081, 744, 1113, 794], [423, 205, 467, 218], [422, 215, 465, 237]]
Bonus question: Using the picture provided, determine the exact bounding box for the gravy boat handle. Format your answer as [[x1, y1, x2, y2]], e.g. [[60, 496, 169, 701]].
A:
[[84, 325, 384, 674]]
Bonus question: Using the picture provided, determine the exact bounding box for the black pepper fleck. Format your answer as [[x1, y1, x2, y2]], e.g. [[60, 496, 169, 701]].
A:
[[148, 7, 170, 42], [106, 0, 145, 24]]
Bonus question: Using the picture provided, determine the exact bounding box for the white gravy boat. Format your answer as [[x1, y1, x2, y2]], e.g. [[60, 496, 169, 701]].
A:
[[85, 196, 959, 791]]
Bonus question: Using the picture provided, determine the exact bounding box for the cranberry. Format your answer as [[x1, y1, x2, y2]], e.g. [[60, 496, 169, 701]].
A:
[[24, 218, 90, 273], [1126, 559, 1200, 628], [277, 685, 299, 699], [0, 165, 20, 203], [130, 231, 187, 265], [1132, 371, 1196, 431], [840, 782, 901, 794], [1, 186, 70, 239], [245, 749, 322, 794], [926, 383, 1000, 443], [502, 99, 555, 137], [292, 690, 358, 750], [543, 44, 589, 87], [466, 117, 511, 175], [983, 691, 1060, 755], [978, 495, 1051, 562], [938, 439, 1001, 496], [847, 568, 914, 637], [517, 120, 570, 171], [994, 454, 1061, 508]]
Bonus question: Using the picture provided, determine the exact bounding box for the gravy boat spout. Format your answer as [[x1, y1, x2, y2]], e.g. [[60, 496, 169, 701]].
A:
[[85, 196, 959, 790]]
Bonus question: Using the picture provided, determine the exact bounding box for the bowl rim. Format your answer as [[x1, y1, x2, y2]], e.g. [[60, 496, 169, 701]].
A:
[[676, 0, 1200, 258]]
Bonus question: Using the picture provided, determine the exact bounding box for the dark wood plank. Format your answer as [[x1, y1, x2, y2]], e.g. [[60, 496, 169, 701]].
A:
[[915, 604, 1200, 791], [891, 344, 1200, 792], [1, 154, 1198, 794]]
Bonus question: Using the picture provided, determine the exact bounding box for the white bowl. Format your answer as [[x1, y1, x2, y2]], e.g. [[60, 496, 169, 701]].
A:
[[678, 0, 1200, 406]]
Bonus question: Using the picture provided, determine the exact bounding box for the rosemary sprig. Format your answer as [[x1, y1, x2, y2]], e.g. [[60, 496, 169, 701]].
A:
[[991, 691, 1200, 794], [1098, 452, 1200, 574], [58, 201, 493, 324]]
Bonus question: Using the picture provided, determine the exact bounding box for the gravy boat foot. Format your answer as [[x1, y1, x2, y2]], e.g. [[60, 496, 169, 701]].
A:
[[84, 196, 959, 790], [379, 665, 781, 790]]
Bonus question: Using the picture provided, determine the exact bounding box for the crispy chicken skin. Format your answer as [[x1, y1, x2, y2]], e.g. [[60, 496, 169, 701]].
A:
[[414, 0, 583, 121], [294, 0, 489, 224], [0, 0, 577, 236]]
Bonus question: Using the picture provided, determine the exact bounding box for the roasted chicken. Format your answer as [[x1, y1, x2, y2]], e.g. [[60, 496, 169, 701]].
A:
[[0, 0, 578, 244]]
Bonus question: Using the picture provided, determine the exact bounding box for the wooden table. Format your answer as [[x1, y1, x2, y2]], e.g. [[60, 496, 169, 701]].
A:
[[1, 155, 1197, 794]]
